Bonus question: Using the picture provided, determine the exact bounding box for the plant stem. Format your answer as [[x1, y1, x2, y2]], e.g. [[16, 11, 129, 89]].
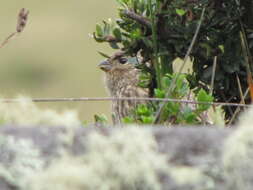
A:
[[149, 0, 162, 89], [0, 32, 17, 49], [210, 56, 217, 95], [154, 7, 206, 124]]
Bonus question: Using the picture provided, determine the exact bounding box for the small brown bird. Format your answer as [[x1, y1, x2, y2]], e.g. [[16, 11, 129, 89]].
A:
[[99, 51, 149, 124]]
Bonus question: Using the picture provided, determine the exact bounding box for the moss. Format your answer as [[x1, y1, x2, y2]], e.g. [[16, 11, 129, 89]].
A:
[[25, 127, 168, 190]]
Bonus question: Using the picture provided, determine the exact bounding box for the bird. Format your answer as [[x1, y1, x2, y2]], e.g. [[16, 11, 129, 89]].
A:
[[98, 51, 149, 124]]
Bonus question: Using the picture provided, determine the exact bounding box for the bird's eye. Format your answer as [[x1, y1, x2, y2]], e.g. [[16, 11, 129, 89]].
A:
[[119, 57, 128, 64]]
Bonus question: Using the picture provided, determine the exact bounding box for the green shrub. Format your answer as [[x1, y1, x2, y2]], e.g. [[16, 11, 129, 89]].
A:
[[94, 0, 253, 124]]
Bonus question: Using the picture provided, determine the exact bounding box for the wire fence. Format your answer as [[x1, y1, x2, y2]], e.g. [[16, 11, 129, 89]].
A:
[[0, 97, 251, 108]]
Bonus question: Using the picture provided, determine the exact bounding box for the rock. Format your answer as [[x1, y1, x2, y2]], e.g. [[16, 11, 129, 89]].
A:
[[0, 125, 237, 190]]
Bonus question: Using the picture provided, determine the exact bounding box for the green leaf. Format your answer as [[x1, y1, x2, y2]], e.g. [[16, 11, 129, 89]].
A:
[[96, 24, 103, 37], [176, 8, 186, 16], [113, 28, 122, 41], [161, 76, 172, 89], [136, 104, 150, 116], [140, 116, 155, 124], [218, 45, 225, 53], [175, 74, 184, 89], [94, 114, 108, 124], [138, 81, 149, 88], [166, 102, 180, 115], [122, 116, 135, 124], [138, 73, 151, 88], [116, 0, 129, 9], [154, 89, 165, 98], [182, 107, 198, 124], [196, 89, 214, 112], [130, 29, 142, 39], [103, 20, 111, 35], [93, 32, 104, 43]]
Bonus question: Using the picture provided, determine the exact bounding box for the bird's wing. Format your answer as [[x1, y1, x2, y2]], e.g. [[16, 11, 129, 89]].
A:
[[114, 85, 149, 120]]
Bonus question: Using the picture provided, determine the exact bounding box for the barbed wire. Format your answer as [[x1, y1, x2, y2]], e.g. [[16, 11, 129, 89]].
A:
[[0, 97, 251, 108]]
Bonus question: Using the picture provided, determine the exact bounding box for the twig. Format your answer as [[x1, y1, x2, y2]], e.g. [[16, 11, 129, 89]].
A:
[[221, 92, 234, 116], [0, 97, 251, 108], [209, 56, 218, 124], [122, 9, 152, 29], [0, 8, 29, 49], [154, 7, 206, 123], [236, 73, 245, 105], [210, 56, 217, 95], [0, 32, 17, 49], [240, 31, 253, 103], [235, 0, 253, 102], [149, 0, 162, 89]]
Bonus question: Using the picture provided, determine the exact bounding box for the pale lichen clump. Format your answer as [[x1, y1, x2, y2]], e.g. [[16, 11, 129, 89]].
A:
[[222, 106, 253, 190], [25, 127, 168, 190], [169, 166, 215, 189], [0, 96, 81, 127], [237, 106, 253, 128], [0, 135, 44, 188]]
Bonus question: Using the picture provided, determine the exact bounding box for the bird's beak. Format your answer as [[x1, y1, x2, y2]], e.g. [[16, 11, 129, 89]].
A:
[[98, 60, 112, 72]]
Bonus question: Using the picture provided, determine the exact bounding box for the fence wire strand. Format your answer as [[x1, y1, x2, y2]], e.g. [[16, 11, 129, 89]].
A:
[[0, 97, 251, 108]]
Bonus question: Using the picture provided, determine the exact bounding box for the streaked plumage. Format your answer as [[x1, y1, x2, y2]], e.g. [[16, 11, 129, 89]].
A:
[[99, 51, 149, 124]]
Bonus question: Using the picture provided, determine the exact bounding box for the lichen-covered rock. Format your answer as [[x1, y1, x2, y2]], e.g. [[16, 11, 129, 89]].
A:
[[25, 128, 168, 190], [0, 126, 232, 190], [0, 135, 45, 189], [223, 107, 253, 190], [2, 105, 253, 190]]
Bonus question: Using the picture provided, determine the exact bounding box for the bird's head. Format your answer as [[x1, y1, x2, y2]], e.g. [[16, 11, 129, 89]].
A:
[[98, 51, 138, 74]]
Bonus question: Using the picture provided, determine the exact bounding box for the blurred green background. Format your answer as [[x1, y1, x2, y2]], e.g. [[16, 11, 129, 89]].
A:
[[0, 1, 118, 122]]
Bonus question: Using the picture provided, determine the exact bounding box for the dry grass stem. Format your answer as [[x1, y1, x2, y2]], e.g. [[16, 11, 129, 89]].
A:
[[16, 8, 29, 33], [154, 7, 206, 123], [236, 74, 245, 105], [210, 56, 217, 95], [0, 8, 29, 49]]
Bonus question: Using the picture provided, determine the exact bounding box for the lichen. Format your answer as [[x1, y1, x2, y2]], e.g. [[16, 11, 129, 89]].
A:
[[0, 96, 81, 127], [0, 135, 44, 188], [25, 127, 168, 190], [169, 166, 216, 190], [222, 107, 253, 190], [237, 106, 253, 128]]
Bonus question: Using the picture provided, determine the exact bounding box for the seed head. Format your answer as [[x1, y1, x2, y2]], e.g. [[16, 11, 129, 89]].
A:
[[17, 8, 29, 33]]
